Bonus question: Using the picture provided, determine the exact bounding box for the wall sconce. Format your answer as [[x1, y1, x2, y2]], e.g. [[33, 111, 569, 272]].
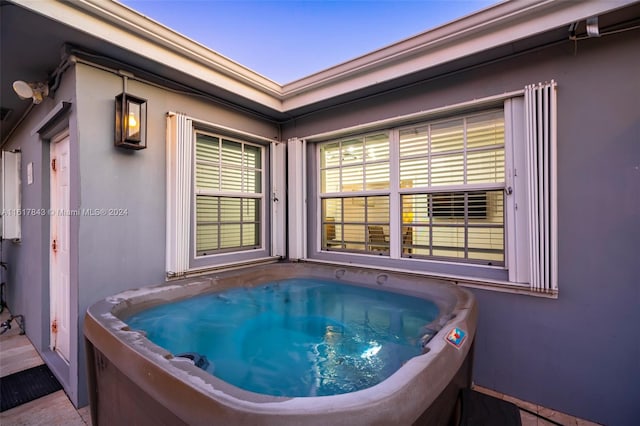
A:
[[115, 92, 147, 150], [12, 80, 49, 104]]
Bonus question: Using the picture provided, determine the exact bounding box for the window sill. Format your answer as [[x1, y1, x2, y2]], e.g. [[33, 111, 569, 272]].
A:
[[166, 256, 281, 280], [301, 258, 558, 299]]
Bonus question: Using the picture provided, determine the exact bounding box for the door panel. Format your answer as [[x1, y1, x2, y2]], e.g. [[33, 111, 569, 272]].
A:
[[50, 133, 71, 363]]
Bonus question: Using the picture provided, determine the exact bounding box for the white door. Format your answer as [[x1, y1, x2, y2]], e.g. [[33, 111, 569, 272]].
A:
[[50, 131, 71, 363]]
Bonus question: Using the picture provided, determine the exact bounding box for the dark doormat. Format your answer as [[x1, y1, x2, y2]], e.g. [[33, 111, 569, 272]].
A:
[[459, 389, 522, 426], [0, 364, 63, 412]]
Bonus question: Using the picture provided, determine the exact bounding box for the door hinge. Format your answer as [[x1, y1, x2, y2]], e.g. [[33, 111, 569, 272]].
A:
[[51, 158, 56, 171], [51, 319, 58, 334], [51, 239, 57, 252]]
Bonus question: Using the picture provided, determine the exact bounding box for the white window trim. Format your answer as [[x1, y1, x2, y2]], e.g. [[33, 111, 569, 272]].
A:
[[287, 137, 307, 260], [303, 91, 523, 143], [505, 98, 530, 284], [271, 141, 286, 258]]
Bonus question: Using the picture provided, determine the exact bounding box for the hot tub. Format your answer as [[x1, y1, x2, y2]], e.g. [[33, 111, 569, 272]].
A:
[[84, 262, 477, 425]]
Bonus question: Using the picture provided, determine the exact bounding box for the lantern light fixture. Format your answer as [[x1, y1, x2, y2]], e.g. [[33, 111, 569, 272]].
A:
[[115, 75, 147, 150]]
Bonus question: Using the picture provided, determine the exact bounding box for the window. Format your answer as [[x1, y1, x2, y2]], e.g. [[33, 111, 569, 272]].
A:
[[313, 82, 557, 293], [194, 132, 263, 256], [319, 133, 391, 254], [319, 111, 505, 265], [399, 111, 505, 265], [166, 113, 276, 277], [282, 84, 556, 291]]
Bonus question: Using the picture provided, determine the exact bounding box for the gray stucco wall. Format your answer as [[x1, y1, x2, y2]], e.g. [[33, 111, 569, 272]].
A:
[[1, 65, 79, 400], [2, 61, 279, 407], [73, 63, 279, 406], [73, 61, 279, 301], [282, 34, 640, 425]]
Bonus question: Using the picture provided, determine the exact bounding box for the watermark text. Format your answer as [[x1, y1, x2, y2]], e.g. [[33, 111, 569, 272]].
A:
[[1, 208, 129, 217]]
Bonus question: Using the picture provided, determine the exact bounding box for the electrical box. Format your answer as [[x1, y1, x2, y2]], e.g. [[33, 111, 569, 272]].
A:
[[1, 150, 21, 241]]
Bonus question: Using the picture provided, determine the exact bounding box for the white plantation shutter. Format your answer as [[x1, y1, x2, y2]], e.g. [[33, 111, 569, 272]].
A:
[[271, 141, 286, 258], [524, 81, 558, 293], [166, 112, 192, 277], [288, 137, 307, 260]]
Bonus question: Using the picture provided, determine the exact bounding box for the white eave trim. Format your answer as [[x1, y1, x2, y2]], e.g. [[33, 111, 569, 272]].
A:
[[12, 0, 638, 114], [280, 0, 638, 110], [13, 0, 283, 110]]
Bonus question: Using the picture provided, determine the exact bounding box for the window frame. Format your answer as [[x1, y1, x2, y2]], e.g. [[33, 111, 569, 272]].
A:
[[167, 112, 285, 278], [396, 110, 506, 266], [318, 109, 507, 266], [309, 103, 516, 284], [188, 129, 270, 269], [318, 131, 392, 256], [301, 85, 557, 293], [192, 129, 266, 259]]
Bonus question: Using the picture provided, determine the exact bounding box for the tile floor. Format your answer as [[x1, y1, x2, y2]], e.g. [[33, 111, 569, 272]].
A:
[[1, 309, 601, 426], [0, 310, 90, 426], [471, 385, 602, 426]]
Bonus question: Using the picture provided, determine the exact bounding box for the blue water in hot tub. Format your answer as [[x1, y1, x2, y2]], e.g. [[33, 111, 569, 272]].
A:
[[124, 278, 439, 397]]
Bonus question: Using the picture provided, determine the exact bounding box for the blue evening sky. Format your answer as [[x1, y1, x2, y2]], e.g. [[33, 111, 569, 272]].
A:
[[120, 0, 498, 83]]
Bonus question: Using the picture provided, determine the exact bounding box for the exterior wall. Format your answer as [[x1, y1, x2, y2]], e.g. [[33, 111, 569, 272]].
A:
[[282, 34, 640, 425], [2, 62, 279, 408], [1, 66, 79, 399], [73, 63, 278, 406]]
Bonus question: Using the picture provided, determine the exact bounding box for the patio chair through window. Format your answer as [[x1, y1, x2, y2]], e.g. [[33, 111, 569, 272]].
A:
[[368, 225, 389, 252]]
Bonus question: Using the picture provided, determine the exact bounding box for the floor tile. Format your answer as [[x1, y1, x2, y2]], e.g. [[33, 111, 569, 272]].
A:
[[520, 409, 539, 426], [0, 390, 86, 426], [0, 334, 44, 377], [77, 405, 92, 425], [576, 418, 603, 426], [0, 312, 24, 339], [503, 393, 539, 413], [537, 406, 578, 426]]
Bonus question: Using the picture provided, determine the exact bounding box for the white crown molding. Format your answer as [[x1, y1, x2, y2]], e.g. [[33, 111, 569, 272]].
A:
[[12, 0, 638, 114]]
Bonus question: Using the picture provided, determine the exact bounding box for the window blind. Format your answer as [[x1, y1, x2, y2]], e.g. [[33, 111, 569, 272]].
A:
[[195, 133, 263, 255]]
